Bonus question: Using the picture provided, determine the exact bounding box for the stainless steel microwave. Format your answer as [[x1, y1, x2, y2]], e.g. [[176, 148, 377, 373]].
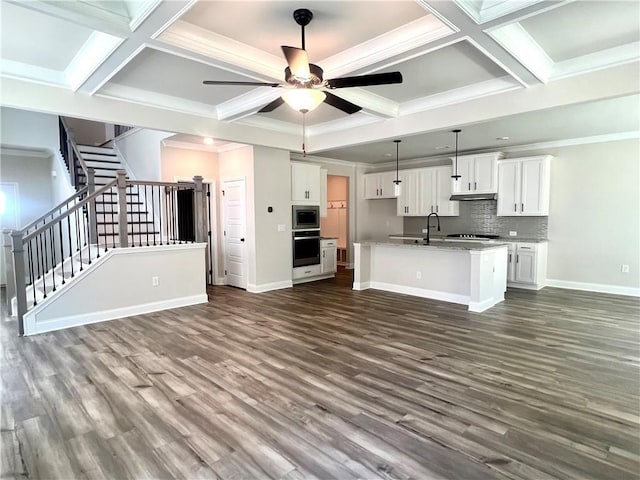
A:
[[292, 205, 320, 230]]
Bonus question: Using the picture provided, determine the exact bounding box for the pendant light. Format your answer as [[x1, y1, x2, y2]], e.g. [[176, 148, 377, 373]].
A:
[[451, 129, 462, 180], [393, 139, 402, 196]]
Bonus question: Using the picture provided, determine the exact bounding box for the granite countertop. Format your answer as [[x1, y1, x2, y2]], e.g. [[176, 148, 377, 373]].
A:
[[389, 234, 547, 243], [320, 236, 338, 240], [356, 239, 509, 251]]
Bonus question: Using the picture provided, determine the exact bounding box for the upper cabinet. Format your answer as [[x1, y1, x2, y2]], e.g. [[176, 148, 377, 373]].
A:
[[291, 162, 321, 204], [420, 166, 459, 217], [497, 156, 551, 216], [451, 152, 503, 194], [396, 169, 421, 216], [320, 168, 328, 217], [364, 171, 397, 199]]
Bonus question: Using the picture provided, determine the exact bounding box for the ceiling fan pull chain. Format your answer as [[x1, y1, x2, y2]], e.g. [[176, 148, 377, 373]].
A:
[[302, 111, 307, 157]]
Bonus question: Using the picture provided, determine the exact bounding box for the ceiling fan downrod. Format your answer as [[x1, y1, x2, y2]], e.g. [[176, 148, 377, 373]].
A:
[[293, 8, 313, 50]]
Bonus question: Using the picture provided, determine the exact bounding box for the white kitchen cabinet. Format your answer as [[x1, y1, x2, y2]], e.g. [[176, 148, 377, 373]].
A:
[[321, 239, 337, 274], [291, 162, 321, 203], [397, 169, 421, 216], [364, 171, 397, 199], [420, 166, 459, 217], [506, 241, 548, 290], [497, 156, 551, 216], [320, 168, 328, 217], [451, 152, 502, 194]]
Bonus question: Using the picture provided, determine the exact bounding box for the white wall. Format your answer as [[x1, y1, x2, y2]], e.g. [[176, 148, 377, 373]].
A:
[[62, 117, 109, 146], [23, 244, 208, 335], [253, 146, 292, 289], [542, 139, 640, 292], [1, 107, 58, 151], [160, 146, 218, 182], [115, 128, 172, 180]]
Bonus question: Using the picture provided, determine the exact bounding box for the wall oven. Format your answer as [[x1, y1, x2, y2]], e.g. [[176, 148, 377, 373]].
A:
[[293, 230, 321, 267], [292, 205, 320, 230]]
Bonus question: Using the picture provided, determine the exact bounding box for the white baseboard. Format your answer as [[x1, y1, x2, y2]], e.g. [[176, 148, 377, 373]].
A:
[[352, 281, 370, 290], [25, 294, 208, 335], [369, 281, 469, 306], [546, 279, 640, 297], [247, 280, 293, 293], [469, 294, 504, 313]]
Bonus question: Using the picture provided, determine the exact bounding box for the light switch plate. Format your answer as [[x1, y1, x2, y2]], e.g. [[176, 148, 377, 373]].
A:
[[509, 231, 517, 236], [277, 224, 285, 232]]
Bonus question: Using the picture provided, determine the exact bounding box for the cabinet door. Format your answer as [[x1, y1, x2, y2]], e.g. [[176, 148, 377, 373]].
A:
[[506, 243, 516, 282], [419, 169, 436, 215], [452, 157, 473, 193], [520, 159, 546, 215], [515, 251, 536, 283], [497, 161, 521, 216], [306, 165, 321, 202], [397, 170, 420, 216], [322, 246, 337, 274], [379, 171, 398, 199], [320, 169, 328, 216], [363, 174, 381, 199], [291, 164, 308, 201], [433, 166, 459, 216], [474, 155, 497, 193]]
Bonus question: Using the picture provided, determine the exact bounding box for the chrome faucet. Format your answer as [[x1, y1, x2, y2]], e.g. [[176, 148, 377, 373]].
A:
[[425, 212, 440, 244]]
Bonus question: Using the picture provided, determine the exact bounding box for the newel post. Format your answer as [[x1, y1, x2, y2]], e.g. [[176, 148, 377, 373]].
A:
[[116, 170, 129, 248], [2, 230, 15, 316], [193, 176, 205, 243], [87, 167, 98, 245], [10, 231, 27, 335]]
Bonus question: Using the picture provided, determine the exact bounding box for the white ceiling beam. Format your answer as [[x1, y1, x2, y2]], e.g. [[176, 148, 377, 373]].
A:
[[309, 62, 640, 152]]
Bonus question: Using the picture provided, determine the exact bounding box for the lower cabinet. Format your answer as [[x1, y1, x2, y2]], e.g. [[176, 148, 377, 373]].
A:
[[506, 242, 547, 290], [321, 239, 337, 274]]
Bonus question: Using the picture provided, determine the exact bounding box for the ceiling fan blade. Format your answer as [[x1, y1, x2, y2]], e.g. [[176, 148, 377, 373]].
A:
[[326, 71, 403, 89], [281, 46, 311, 80], [323, 92, 362, 115], [203, 80, 281, 87], [258, 97, 285, 113]]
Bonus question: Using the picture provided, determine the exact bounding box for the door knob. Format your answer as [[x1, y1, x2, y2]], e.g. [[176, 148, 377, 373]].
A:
[[240, 238, 245, 242]]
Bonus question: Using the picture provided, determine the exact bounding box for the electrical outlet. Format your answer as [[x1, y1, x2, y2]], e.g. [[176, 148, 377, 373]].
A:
[[416, 271, 422, 279], [152, 276, 159, 287], [621, 264, 630, 273], [509, 231, 517, 237], [277, 224, 285, 232], [422, 228, 429, 233]]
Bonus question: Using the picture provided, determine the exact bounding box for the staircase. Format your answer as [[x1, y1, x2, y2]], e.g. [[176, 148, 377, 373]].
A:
[[76, 145, 158, 247]]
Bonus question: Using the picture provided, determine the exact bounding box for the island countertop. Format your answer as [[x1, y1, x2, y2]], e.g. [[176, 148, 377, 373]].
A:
[[355, 239, 509, 252]]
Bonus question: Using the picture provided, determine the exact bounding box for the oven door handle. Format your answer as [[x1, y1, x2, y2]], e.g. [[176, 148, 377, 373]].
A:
[[293, 236, 321, 240]]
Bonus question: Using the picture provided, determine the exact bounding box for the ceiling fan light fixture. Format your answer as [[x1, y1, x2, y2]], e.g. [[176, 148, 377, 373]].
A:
[[282, 88, 326, 113]]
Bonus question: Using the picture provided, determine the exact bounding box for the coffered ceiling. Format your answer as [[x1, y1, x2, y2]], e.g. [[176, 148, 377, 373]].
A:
[[0, 0, 638, 163]]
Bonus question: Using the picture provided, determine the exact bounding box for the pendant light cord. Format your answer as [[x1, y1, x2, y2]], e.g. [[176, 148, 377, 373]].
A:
[[451, 129, 462, 180]]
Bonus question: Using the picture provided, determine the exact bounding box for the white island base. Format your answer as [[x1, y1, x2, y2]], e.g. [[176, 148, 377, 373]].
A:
[[353, 241, 508, 313]]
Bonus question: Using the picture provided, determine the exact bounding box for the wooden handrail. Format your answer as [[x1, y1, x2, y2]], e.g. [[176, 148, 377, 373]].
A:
[[20, 186, 88, 234], [23, 180, 117, 242], [59, 117, 89, 178], [126, 180, 195, 188]]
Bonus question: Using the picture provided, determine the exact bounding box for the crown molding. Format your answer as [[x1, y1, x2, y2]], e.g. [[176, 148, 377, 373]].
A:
[[234, 115, 298, 135], [162, 139, 217, 152], [290, 152, 360, 168], [66, 32, 124, 91], [319, 15, 454, 78], [400, 76, 521, 116], [216, 88, 282, 121], [96, 83, 215, 117], [1, 145, 53, 158], [455, 0, 545, 24], [157, 20, 283, 81], [89, 43, 146, 95], [0, 59, 68, 88], [130, 0, 163, 32], [328, 89, 399, 118], [487, 22, 554, 83], [308, 113, 381, 137], [550, 43, 640, 81]]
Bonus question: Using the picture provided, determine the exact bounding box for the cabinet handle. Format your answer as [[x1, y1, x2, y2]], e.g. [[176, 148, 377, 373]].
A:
[[468, 182, 471, 191], [521, 203, 524, 212], [323, 250, 325, 258], [436, 205, 438, 213], [380, 188, 383, 196], [376, 188, 379, 196], [514, 203, 517, 212], [516, 255, 519, 263], [474, 181, 477, 190], [508, 253, 512, 263]]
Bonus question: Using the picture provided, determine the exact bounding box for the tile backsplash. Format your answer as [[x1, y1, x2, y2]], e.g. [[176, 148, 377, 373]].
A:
[[403, 200, 548, 239]]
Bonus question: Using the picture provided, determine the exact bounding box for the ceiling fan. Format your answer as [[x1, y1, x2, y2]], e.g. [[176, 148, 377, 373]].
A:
[[202, 8, 403, 115]]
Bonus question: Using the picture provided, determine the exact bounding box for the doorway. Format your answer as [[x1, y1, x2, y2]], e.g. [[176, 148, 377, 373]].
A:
[[222, 179, 247, 289], [0, 183, 20, 286], [321, 175, 349, 266]]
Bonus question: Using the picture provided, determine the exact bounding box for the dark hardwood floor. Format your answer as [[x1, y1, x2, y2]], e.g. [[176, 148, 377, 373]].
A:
[[2, 269, 639, 479]]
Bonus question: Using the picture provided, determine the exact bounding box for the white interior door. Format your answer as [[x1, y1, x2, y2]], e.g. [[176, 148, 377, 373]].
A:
[[222, 179, 247, 289]]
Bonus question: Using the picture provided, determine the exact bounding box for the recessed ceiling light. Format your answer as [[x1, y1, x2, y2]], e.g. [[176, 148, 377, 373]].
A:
[[496, 136, 509, 141], [435, 145, 451, 150], [203, 137, 214, 145]]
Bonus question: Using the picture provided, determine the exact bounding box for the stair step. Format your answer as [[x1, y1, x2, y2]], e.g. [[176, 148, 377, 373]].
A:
[[83, 164, 123, 171], [77, 146, 116, 155], [95, 200, 145, 205]]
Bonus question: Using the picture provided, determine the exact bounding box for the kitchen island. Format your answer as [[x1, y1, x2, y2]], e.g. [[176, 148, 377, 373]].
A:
[[353, 240, 508, 312]]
